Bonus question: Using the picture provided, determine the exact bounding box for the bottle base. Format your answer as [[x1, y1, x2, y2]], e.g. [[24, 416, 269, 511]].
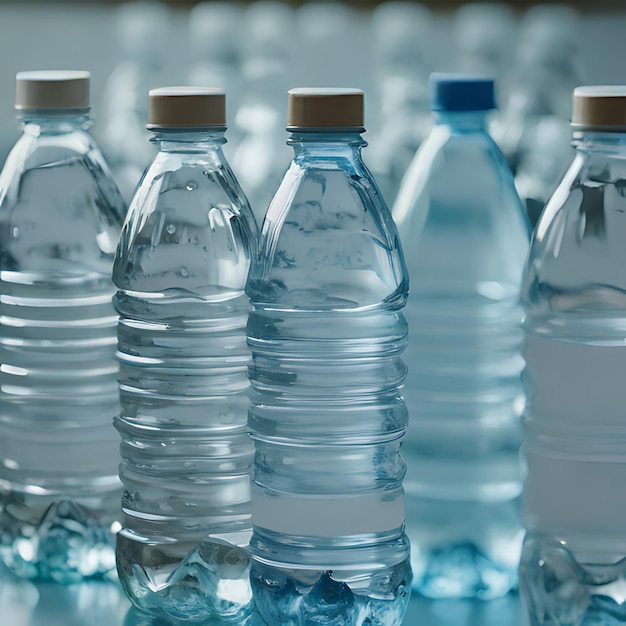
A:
[[406, 494, 522, 599], [116, 532, 255, 624], [0, 492, 119, 582], [521, 534, 626, 626], [411, 540, 519, 600], [249, 557, 412, 626]]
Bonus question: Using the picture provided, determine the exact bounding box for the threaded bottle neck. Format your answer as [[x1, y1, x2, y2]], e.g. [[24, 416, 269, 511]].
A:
[[149, 128, 227, 152]]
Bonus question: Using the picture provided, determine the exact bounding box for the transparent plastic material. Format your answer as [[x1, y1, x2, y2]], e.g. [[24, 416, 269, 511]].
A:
[[520, 131, 626, 625], [0, 110, 126, 581], [393, 110, 530, 599], [112, 128, 258, 622], [246, 130, 412, 625]]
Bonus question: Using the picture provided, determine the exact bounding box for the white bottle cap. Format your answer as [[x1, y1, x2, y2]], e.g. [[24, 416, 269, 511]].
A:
[[287, 88, 364, 129], [15, 70, 90, 110], [148, 87, 226, 128]]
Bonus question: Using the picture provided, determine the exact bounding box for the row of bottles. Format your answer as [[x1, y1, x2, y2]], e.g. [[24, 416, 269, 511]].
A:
[[96, 1, 584, 224], [0, 68, 624, 626]]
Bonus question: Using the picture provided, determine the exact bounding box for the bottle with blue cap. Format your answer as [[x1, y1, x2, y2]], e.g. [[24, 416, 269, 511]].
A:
[[113, 87, 258, 622], [246, 88, 411, 625], [0, 70, 126, 582], [520, 87, 626, 625], [393, 73, 530, 599]]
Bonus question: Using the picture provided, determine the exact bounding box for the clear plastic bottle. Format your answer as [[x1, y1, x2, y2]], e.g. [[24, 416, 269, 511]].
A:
[[393, 75, 530, 599], [246, 88, 412, 626], [113, 88, 258, 623], [0, 71, 126, 582], [520, 87, 626, 625]]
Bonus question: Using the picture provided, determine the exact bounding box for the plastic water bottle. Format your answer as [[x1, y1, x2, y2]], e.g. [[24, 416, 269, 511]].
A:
[[520, 87, 626, 625], [113, 88, 258, 623], [393, 75, 530, 599], [0, 71, 126, 582], [246, 88, 412, 626]]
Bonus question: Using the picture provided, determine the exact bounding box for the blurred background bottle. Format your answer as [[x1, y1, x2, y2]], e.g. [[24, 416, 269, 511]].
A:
[[113, 88, 257, 623], [496, 5, 584, 225], [187, 1, 244, 148], [393, 75, 530, 600], [367, 1, 434, 207], [246, 89, 411, 626], [98, 1, 171, 202], [453, 3, 517, 89], [0, 70, 126, 582], [231, 1, 293, 222], [520, 86, 626, 626]]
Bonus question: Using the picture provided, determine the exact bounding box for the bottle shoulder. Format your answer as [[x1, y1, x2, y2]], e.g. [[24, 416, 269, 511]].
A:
[[393, 126, 529, 296], [0, 129, 125, 275], [524, 151, 626, 320], [246, 158, 408, 311], [394, 126, 524, 225], [113, 152, 257, 297]]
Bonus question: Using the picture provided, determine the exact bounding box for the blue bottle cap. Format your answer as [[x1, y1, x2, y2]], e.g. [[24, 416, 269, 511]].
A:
[[429, 73, 496, 112]]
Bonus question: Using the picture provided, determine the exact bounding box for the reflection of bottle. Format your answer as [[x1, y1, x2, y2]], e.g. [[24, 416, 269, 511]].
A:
[[97, 1, 170, 202], [368, 1, 433, 206], [521, 86, 626, 626], [394, 75, 529, 600], [0, 71, 126, 583], [231, 1, 293, 222], [114, 88, 257, 623], [246, 89, 411, 626], [188, 2, 243, 145]]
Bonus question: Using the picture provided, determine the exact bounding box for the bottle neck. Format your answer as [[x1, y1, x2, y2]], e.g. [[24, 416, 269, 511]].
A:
[[433, 110, 490, 132], [150, 127, 227, 152], [288, 130, 366, 161], [19, 108, 92, 135], [573, 130, 626, 157]]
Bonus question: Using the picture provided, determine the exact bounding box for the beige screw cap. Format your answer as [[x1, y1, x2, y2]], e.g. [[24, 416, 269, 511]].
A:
[[15, 71, 90, 110], [287, 88, 364, 129], [148, 87, 226, 128], [572, 86, 626, 131]]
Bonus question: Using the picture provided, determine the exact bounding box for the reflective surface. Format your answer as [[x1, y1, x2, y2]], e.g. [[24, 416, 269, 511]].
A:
[[0, 563, 525, 625]]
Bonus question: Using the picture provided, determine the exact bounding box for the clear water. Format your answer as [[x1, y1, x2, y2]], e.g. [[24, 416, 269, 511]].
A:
[[246, 131, 411, 625], [0, 116, 126, 582], [520, 135, 626, 624], [113, 134, 257, 621], [393, 111, 530, 599]]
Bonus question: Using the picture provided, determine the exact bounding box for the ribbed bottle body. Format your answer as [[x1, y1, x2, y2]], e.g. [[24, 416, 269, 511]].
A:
[[520, 134, 626, 625], [112, 137, 258, 623], [0, 118, 126, 581], [394, 114, 530, 598], [246, 134, 412, 626]]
